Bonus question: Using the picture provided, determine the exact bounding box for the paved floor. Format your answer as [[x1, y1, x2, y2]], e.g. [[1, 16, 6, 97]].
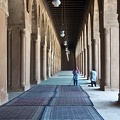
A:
[[8, 71, 120, 120]]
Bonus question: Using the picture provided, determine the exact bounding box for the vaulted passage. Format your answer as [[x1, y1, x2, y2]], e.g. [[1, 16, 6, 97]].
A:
[[0, 0, 120, 119]]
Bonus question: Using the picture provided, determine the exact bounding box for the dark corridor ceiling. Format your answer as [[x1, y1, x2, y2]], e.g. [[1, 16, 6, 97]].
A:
[[43, 0, 88, 49]]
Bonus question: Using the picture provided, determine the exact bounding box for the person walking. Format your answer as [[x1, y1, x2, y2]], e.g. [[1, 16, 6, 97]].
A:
[[72, 67, 80, 86], [90, 69, 97, 87]]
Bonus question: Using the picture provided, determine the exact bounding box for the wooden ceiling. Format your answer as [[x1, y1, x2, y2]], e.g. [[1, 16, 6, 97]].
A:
[[43, 0, 88, 49]]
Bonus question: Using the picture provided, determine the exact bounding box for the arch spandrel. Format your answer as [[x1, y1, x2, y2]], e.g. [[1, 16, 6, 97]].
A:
[[93, 0, 99, 40]]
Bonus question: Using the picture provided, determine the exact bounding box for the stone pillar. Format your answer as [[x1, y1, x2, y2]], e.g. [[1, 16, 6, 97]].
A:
[[118, 1, 120, 101], [93, 39, 99, 75], [87, 45, 90, 79], [0, 7, 8, 105], [84, 48, 87, 78], [34, 39, 40, 83], [20, 29, 26, 87], [48, 49, 51, 77], [54, 55, 56, 73], [88, 45, 92, 76], [80, 53, 83, 74], [7, 28, 12, 87], [43, 42, 47, 80], [104, 28, 111, 88], [78, 54, 81, 71], [98, 38, 101, 80], [53, 54, 55, 74], [51, 51, 53, 75], [82, 51, 84, 76]]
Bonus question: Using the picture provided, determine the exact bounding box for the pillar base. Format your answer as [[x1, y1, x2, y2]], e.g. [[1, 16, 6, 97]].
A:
[[8, 85, 30, 92], [87, 77, 90, 80], [43, 77, 47, 80], [0, 92, 8, 106], [104, 86, 111, 91], [100, 85, 111, 91], [118, 93, 120, 102], [32, 79, 41, 84]]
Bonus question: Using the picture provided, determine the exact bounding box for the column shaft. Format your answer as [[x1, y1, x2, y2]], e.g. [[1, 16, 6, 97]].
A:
[[43, 36, 47, 80], [7, 28, 12, 87], [93, 39, 99, 75], [34, 39, 40, 83], [20, 29, 26, 86], [84, 48, 87, 77], [88, 45, 92, 75], [48, 49, 51, 77], [104, 28, 111, 87], [82, 51, 84, 76]]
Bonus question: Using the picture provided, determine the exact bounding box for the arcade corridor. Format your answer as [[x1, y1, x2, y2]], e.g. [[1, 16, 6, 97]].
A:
[[0, 71, 120, 119], [0, 0, 120, 119]]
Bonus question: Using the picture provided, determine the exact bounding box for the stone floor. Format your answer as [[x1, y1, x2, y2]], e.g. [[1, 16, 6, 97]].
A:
[[8, 71, 120, 120]]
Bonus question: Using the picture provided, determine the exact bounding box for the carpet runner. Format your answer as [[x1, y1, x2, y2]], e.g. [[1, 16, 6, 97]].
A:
[[28, 85, 57, 92], [56, 85, 84, 92], [5, 97, 51, 106], [41, 106, 104, 120], [49, 97, 93, 106], [19, 91, 55, 98], [0, 106, 44, 119], [0, 85, 104, 119], [55, 91, 89, 98]]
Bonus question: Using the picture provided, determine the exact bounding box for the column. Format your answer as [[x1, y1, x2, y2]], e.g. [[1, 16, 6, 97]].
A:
[[88, 45, 92, 76], [20, 29, 26, 87], [104, 28, 111, 88], [93, 39, 99, 75], [87, 45, 90, 79], [84, 48, 87, 78], [118, 3, 120, 101], [43, 43, 47, 80], [98, 38, 101, 80], [51, 51, 53, 75], [34, 39, 40, 83], [82, 51, 84, 76], [48, 49, 51, 77], [7, 28, 12, 87], [80, 53, 83, 74]]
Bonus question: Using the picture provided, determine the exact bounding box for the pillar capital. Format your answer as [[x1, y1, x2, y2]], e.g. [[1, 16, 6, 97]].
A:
[[8, 28, 12, 34], [92, 39, 99, 45], [34, 39, 38, 44], [20, 28, 26, 37]]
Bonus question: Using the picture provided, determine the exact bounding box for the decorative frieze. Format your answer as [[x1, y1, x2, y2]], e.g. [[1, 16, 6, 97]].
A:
[[0, 0, 8, 16]]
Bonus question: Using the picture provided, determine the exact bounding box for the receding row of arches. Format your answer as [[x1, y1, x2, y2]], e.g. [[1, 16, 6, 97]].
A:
[[0, 0, 61, 105], [75, 0, 120, 99], [1, 0, 120, 105]]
